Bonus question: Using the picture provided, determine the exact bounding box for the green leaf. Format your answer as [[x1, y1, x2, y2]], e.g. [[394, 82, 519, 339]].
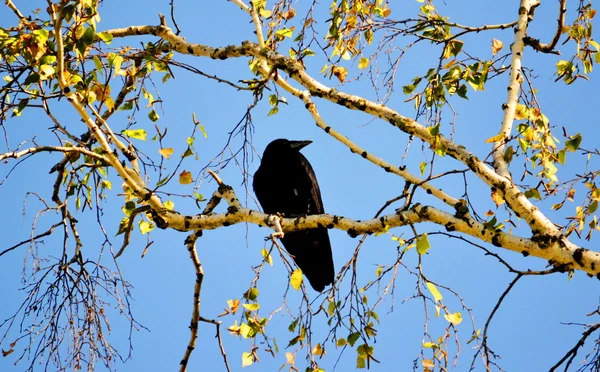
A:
[[426, 282, 442, 303], [416, 233, 430, 254], [181, 147, 194, 158], [119, 101, 134, 111], [347, 332, 360, 347], [290, 269, 303, 290], [428, 123, 440, 137], [557, 149, 566, 165], [357, 344, 374, 358], [357, 355, 366, 369], [524, 188, 541, 200], [588, 200, 598, 214], [268, 94, 278, 106], [336, 338, 347, 347], [242, 303, 260, 311], [82, 26, 95, 46], [243, 287, 259, 301], [504, 145, 514, 164], [148, 109, 159, 122], [403, 84, 416, 95], [122, 201, 136, 216], [122, 129, 147, 141], [116, 217, 130, 235], [275, 28, 293, 38], [457, 84, 468, 99], [565, 133, 582, 152], [108, 53, 124, 75], [97, 32, 113, 44], [156, 176, 169, 187]]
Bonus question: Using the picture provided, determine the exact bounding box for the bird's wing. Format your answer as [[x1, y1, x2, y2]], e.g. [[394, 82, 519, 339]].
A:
[[298, 152, 326, 215]]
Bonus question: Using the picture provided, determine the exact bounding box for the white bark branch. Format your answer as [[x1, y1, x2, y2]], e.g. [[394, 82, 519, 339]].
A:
[[492, 0, 539, 179], [149, 190, 600, 278]]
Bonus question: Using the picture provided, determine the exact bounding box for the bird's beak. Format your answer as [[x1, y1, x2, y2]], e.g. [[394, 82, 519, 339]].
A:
[[289, 140, 312, 150]]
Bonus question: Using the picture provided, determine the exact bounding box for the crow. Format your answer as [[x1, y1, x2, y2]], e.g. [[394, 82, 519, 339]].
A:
[[253, 139, 334, 292]]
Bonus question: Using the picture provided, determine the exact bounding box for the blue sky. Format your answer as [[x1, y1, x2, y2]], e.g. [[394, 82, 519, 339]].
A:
[[1, 0, 599, 371]]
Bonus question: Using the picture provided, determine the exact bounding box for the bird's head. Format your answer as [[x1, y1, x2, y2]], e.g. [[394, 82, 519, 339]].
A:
[[262, 138, 312, 157]]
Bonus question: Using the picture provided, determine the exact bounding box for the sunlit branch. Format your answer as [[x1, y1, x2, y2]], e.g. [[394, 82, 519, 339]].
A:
[[492, 0, 539, 180], [0, 146, 108, 162], [300, 94, 460, 208], [524, 0, 566, 53], [49, 7, 165, 215]]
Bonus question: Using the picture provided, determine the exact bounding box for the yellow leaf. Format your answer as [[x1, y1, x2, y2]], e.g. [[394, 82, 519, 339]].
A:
[[290, 269, 303, 290], [159, 147, 174, 159], [444, 312, 463, 325], [422, 358, 435, 368], [227, 299, 240, 314], [122, 129, 147, 141], [242, 351, 253, 367], [332, 66, 347, 83], [491, 38, 504, 55], [358, 57, 369, 69], [285, 352, 295, 364], [39, 64, 55, 79], [514, 104, 529, 120], [139, 220, 154, 235], [491, 188, 505, 207], [259, 9, 271, 18], [416, 233, 430, 254], [484, 133, 505, 143], [312, 343, 325, 356], [261, 248, 273, 266], [164, 200, 175, 210], [426, 282, 442, 303], [422, 342, 437, 349], [179, 170, 193, 184], [242, 303, 260, 311]]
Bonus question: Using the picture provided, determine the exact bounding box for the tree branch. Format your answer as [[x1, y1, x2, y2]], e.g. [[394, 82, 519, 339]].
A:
[[523, 0, 566, 54], [492, 0, 538, 180], [100, 24, 562, 239]]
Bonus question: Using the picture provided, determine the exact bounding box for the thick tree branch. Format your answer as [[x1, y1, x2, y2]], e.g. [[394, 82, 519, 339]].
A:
[[492, 0, 538, 180], [142, 181, 600, 277], [101, 24, 560, 238], [98, 23, 600, 277]]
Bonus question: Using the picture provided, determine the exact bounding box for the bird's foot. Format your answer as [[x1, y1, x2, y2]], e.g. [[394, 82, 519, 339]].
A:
[[268, 231, 285, 240], [265, 214, 285, 240]]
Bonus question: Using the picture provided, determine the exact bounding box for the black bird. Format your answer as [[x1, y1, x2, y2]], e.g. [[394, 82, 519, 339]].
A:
[[253, 139, 334, 292]]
